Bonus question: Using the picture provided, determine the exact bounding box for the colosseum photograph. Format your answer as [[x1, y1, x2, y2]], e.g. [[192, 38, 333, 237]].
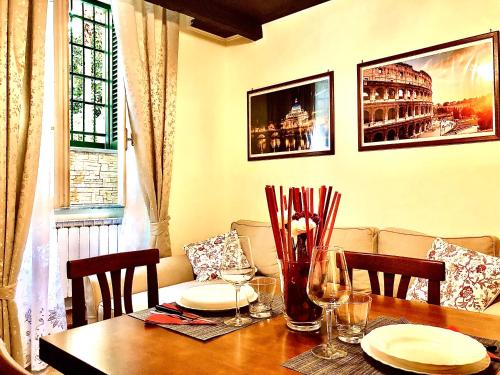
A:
[[358, 32, 499, 151], [247, 72, 334, 161]]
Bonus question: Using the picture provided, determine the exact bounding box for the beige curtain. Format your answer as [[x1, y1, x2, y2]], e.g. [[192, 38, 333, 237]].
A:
[[0, 0, 48, 364], [111, 0, 179, 257]]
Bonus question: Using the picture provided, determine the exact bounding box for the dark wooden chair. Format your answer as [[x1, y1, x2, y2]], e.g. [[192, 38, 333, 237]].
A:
[[0, 338, 30, 375], [67, 249, 160, 328], [344, 251, 446, 305]]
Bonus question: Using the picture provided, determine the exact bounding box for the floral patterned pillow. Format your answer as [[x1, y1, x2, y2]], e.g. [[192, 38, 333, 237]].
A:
[[407, 238, 500, 312], [184, 230, 246, 281]]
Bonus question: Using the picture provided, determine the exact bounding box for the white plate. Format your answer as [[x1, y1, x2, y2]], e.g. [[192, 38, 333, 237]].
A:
[[363, 324, 486, 366], [361, 338, 490, 374], [361, 338, 429, 374], [176, 283, 257, 311]]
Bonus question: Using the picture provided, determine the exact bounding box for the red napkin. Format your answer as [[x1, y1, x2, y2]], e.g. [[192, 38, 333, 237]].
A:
[[160, 303, 203, 320], [145, 313, 217, 325], [145, 303, 217, 326]]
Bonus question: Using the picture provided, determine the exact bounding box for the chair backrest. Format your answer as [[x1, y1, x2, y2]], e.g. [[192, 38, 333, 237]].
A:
[[344, 251, 446, 305], [67, 249, 160, 328], [0, 338, 30, 375]]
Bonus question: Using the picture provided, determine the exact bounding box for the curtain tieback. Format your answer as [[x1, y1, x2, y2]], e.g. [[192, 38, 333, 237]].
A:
[[0, 283, 17, 300], [150, 217, 170, 236]]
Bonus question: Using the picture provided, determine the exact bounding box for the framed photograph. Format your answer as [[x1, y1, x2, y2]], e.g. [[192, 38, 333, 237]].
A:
[[247, 72, 334, 161], [358, 31, 499, 151]]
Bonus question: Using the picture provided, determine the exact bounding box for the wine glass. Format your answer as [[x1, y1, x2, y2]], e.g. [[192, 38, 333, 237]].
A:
[[307, 246, 352, 359], [220, 235, 256, 326]]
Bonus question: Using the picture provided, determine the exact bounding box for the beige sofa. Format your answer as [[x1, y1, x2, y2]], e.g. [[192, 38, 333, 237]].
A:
[[86, 220, 500, 322]]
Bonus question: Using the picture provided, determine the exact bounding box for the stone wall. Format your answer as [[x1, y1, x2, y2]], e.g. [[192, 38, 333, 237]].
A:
[[70, 149, 118, 205]]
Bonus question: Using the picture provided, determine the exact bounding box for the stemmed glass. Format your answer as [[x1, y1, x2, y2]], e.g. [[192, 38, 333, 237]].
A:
[[307, 246, 352, 359], [220, 235, 256, 326]]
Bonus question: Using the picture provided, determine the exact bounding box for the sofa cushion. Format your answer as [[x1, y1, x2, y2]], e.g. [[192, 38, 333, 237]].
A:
[[407, 238, 500, 312], [378, 227, 498, 258], [184, 229, 247, 281], [231, 220, 279, 277], [331, 227, 378, 254]]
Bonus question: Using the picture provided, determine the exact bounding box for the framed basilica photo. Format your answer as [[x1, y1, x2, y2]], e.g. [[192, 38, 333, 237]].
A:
[[247, 72, 334, 161], [358, 31, 500, 151]]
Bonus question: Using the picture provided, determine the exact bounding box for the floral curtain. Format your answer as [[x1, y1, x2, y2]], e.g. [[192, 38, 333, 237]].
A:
[[15, 2, 67, 370], [111, 0, 179, 257], [0, 0, 48, 364]]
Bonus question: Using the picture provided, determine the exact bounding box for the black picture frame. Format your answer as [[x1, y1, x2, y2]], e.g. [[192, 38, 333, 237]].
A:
[[247, 72, 334, 161], [358, 31, 500, 151]]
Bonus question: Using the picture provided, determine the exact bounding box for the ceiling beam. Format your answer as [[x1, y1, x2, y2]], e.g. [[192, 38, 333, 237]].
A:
[[189, 19, 235, 39], [146, 0, 263, 41]]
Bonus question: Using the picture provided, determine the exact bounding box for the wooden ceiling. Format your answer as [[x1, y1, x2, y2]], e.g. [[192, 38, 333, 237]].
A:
[[146, 0, 330, 41]]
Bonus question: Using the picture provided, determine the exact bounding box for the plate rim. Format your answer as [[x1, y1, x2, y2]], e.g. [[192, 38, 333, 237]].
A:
[[361, 338, 427, 374], [365, 324, 486, 366], [361, 338, 490, 375], [175, 283, 255, 311]]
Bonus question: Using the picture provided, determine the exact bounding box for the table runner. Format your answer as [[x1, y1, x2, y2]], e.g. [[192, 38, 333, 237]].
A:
[[283, 316, 500, 375], [129, 297, 283, 341]]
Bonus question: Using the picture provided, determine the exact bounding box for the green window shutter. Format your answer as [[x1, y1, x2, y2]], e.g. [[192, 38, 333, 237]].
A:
[[110, 24, 118, 150]]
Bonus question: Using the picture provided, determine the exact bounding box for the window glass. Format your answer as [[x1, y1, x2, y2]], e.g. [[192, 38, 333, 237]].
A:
[[69, 0, 116, 150]]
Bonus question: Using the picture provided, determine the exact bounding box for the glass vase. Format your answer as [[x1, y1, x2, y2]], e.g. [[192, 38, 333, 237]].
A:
[[278, 258, 323, 331]]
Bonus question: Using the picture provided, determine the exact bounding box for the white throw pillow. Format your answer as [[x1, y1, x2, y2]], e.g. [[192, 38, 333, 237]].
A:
[[407, 238, 500, 312], [184, 230, 248, 282]]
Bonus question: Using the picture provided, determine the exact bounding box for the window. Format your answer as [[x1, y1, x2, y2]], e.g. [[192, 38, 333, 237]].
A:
[[69, 0, 117, 150], [67, 0, 121, 207]]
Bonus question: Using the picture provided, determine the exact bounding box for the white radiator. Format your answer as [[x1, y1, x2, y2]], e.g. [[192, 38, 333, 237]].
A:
[[56, 218, 123, 298]]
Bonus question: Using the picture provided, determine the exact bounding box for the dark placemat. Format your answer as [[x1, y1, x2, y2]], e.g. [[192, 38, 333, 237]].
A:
[[129, 297, 283, 341], [283, 316, 500, 375]]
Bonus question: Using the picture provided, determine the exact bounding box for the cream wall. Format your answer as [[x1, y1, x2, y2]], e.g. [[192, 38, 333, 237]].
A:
[[171, 0, 500, 255], [170, 30, 229, 254]]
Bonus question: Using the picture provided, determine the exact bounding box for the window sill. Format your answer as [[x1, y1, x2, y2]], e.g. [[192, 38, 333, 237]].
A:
[[70, 147, 118, 154], [55, 205, 124, 224]]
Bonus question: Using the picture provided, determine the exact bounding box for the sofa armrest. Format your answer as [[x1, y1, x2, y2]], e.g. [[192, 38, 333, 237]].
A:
[[483, 301, 500, 317], [84, 255, 194, 323]]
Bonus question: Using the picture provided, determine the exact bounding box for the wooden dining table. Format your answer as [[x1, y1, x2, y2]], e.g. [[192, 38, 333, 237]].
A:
[[40, 295, 500, 375]]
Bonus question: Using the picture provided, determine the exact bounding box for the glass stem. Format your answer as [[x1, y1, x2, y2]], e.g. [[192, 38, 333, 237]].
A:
[[326, 306, 334, 347], [234, 285, 241, 321]]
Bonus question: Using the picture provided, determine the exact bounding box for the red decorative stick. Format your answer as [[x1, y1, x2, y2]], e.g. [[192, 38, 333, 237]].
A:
[[309, 187, 314, 215], [294, 188, 302, 212], [287, 188, 294, 262], [265, 186, 283, 260], [320, 191, 338, 246], [325, 193, 341, 248], [302, 187, 310, 259], [316, 186, 326, 245], [297, 186, 307, 213], [323, 186, 333, 228], [306, 188, 314, 258], [271, 185, 278, 212], [279, 186, 287, 263]]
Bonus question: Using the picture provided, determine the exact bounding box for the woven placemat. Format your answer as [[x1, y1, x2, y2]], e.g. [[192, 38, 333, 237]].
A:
[[129, 297, 283, 341], [283, 316, 500, 375]]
